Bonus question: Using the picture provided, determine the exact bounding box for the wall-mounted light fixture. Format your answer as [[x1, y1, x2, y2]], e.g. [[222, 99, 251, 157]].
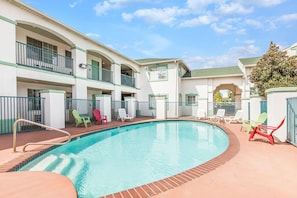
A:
[[79, 63, 87, 69]]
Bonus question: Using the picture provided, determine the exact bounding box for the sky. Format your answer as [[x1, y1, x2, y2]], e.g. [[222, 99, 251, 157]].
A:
[[22, 0, 297, 70]]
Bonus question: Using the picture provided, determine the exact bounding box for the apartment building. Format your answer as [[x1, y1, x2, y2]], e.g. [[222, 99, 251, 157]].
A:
[[1, 0, 297, 131]]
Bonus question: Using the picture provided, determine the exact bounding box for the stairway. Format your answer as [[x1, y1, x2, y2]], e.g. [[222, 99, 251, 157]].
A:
[[28, 153, 88, 191]]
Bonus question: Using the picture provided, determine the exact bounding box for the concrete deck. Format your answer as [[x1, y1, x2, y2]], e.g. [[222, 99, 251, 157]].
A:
[[0, 118, 297, 198]]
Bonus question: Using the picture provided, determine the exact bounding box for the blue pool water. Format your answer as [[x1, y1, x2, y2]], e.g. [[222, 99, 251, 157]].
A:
[[19, 120, 229, 197]]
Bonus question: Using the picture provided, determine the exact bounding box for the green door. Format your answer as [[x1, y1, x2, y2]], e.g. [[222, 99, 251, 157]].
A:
[[91, 60, 99, 81]]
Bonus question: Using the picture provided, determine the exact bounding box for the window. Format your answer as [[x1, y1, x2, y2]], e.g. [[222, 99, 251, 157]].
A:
[[27, 37, 57, 64], [27, 37, 42, 61], [149, 94, 168, 109], [186, 94, 198, 106], [148, 65, 168, 81], [178, 65, 184, 77], [28, 89, 41, 110]]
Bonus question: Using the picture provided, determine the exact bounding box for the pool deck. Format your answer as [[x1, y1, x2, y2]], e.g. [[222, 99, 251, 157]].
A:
[[0, 117, 297, 198]]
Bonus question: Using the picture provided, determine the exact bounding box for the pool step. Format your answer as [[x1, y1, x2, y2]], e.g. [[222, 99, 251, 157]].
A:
[[27, 153, 88, 195], [51, 154, 72, 174], [29, 154, 58, 171]]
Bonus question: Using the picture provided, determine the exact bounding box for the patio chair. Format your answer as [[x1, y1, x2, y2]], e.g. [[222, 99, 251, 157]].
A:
[[249, 117, 286, 145], [196, 108, 207, 120], [72, 109, 91, 128], [224, 110, 243, 124], [208, 109, 225, 123], [118, 108, 133, 122], [241, 112, 267, 133], [93, 109, 107, 125]]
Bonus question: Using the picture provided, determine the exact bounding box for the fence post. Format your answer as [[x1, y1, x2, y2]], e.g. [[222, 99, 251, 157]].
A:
[[124, 97, 136, 118], [156, 98, 166, 119], [249, 95, 264, 121], [95, 94, 111, 122], [40, 90, 65, 129]]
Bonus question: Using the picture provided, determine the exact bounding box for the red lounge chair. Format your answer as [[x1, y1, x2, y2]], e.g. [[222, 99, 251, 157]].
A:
[[249, 117, 286, 145], [93, 109, 107, 125]]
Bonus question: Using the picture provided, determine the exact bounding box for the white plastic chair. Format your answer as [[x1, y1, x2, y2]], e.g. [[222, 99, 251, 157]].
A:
[[117, 108, 133, 122], [225, 110, 242, 123], [208, 109, 225, 123]]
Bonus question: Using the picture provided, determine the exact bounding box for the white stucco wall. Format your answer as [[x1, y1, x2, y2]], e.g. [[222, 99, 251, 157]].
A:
[[266, 87, 297, 142]]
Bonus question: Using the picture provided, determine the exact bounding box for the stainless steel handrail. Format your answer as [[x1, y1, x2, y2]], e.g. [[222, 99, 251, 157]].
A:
[[13, 119, 71, 152]]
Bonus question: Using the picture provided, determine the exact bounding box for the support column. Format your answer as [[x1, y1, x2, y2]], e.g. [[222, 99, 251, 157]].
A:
[[241, 98, 250, 120], [249, 95, 263, 120], [95, 94, 111, 122], [124, 97, 136, 118], [0, 16, 17, 96], [72, 79, 87, 99], [156, 98, 166, 119], [40, 90, 65, 129]]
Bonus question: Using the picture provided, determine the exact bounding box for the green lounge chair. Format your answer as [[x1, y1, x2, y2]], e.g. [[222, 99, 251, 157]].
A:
[[241, 112, 267, 133], [72, 109, 91, 128]]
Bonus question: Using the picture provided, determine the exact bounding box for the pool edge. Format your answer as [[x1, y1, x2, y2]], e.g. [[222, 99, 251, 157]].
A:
[[101, 120, 240, 198]]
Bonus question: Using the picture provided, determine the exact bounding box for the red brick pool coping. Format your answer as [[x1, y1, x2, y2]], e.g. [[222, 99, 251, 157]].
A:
[[0, 119, 240, 198]]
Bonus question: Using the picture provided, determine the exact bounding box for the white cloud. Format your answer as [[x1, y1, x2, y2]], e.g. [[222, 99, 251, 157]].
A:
[[217, 2, 253, 15], [94, 0, 155, 15], [183, 44, 260, 69], [69, 0, 84, 8], [245, 19, 263, 29], [124, 7, 188, 25], [86, 33, 101, 38], [277, 13, 297, 22], [186, 0, 220, 12], [179, 14, 217, 27], [122, 13, 133, 22], [239, 0, 287, 7], [94, 1, 114, 15], [211, 23, 233, 34]]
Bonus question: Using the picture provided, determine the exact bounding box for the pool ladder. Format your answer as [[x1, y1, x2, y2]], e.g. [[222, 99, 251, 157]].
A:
[[13, 119, 72, 152]]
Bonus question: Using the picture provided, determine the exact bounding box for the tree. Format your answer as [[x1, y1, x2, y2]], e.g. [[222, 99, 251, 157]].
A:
[[249, 41, 297, 97], [214, 91, 223, 102]]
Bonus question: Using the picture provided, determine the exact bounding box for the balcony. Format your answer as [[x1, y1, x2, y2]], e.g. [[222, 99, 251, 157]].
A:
[[121, 74, 135, 88], [16, 41, 73, 75], [87, 64, 113, 83]]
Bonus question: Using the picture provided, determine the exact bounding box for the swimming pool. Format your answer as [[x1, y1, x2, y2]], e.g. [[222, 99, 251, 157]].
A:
[[19, 120, 229, 197]]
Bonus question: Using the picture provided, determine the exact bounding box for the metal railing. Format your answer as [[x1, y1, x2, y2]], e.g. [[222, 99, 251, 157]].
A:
[[121, 74, 135, 87], [16, 41, 73, 75], [86, 64, 113, 83], [65, 98, 100, 125], [13, 119, 71, 152], [208, 102, 241, 116], [0, 96, 45, 134]]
